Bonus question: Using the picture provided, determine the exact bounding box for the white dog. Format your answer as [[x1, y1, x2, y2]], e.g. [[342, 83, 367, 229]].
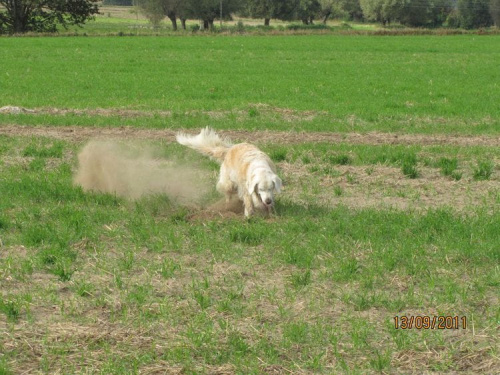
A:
[[176, 127, 282, 217]]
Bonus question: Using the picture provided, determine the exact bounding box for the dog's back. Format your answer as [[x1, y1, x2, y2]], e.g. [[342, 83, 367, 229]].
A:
[[224, 143, 276, 180]]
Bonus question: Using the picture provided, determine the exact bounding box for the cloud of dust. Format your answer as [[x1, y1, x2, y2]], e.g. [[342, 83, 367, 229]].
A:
[[73, 140, 212, 204]]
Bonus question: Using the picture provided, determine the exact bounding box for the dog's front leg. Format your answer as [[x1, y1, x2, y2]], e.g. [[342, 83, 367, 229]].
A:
[[243, 194, 254, 218]]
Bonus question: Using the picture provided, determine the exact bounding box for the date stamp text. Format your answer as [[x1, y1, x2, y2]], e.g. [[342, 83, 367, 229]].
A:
[[394, 316, 467, 330]]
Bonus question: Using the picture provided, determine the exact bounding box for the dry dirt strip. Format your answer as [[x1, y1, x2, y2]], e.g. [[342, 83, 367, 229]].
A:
[[1, 125, 500, 147]]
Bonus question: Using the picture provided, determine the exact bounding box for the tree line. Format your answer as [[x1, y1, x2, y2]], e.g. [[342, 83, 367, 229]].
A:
[[132, 0, 499, 30], [1, 0, 499, 33]]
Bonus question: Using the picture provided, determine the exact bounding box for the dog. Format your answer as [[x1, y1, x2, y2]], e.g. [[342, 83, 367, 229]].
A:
[[176, 127, 282, 217]]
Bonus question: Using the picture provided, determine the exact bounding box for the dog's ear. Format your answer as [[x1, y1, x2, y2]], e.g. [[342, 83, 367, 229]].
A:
[[247, 175, 259, 195], [273, 175, 282, 193]]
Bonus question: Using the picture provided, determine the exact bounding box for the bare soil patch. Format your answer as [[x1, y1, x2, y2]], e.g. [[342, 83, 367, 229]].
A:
[[1, 124, 500, 147], [281, 163, 499, 212]]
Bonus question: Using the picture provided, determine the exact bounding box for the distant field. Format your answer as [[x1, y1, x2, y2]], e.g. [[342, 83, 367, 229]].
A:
[[0, 33, 499, 374], [71, 6, 374, 35]]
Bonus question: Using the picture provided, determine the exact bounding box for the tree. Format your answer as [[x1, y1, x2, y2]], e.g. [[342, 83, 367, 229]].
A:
[[319, 0, 343, 23], [458, 0, 493, 28], [0, 0, 99, 33], [246, 0, 286, 25], [136, 0, 185, 30], [489, 0, 500, 26], [296, 0, 321, 24], [340, 0, 363, 21], [361, 0, 453, 26], [360, 0, 387, 24], [184, 0, 242, 29]]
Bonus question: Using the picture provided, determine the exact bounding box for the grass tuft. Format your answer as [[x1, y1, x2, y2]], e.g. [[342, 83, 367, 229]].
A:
[[290, 269, 312, 288], [473, 160, 494, 180], [401, 153, 419, 178], [269, 148, 288, 162], [326, 154, 352, 165], [0, 297, 21, 323], [439, 157, 458, 176]]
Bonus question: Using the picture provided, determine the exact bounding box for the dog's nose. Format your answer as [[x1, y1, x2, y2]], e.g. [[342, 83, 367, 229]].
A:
[[265, 198, 272, 205]]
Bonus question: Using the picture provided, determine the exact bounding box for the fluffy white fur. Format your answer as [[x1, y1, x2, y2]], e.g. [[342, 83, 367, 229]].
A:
[[176, 127, 282, 217]]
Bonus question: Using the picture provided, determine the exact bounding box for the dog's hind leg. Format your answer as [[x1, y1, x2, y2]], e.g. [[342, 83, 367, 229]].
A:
[[216, 172, 238, 209]]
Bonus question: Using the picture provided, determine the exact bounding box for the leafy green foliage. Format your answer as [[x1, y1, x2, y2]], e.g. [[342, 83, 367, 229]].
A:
[[458, 0, 494, 28], [0, 0, 99, 33], [360, 0, 454, 27]]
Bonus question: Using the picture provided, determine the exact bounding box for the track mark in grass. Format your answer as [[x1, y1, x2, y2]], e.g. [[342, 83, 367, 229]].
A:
[[473, 160, 494, 181]]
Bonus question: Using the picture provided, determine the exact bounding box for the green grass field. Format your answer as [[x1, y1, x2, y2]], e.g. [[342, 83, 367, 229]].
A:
[[0, 31, 499, 374], [1, 34, 500, 133]]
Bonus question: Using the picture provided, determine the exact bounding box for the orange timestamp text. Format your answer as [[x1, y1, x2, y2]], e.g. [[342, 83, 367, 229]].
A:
[[394, 315, 467, 330]]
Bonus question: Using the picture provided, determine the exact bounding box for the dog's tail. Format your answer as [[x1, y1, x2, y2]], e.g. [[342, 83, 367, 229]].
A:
[[176, 127, 232, 163]]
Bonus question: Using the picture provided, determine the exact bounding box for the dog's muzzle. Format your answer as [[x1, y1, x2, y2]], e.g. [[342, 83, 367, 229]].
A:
[[258, 194, 274, 214]]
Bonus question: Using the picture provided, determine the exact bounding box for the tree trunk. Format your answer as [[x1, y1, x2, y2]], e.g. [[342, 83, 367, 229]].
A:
[[181, 18, 186, 30], [301, 18, 309, 25], [167, 12, 177, 31], [208, 19, 214, 30], [203, 20, 209, 30], [12, 0, 28, 33], [264, 18, 270, 26], [323, 12, 331, 24], [309, 17, 314, 24]]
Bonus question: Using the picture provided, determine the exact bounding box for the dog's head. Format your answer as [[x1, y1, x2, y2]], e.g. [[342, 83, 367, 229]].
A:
[[248, 171, 282, 208]]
